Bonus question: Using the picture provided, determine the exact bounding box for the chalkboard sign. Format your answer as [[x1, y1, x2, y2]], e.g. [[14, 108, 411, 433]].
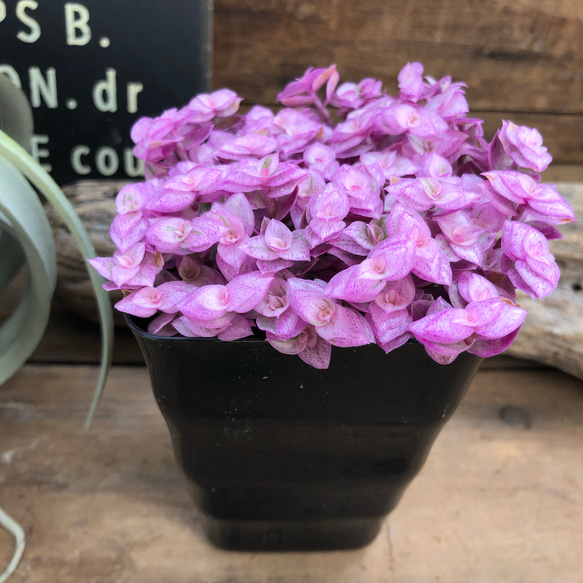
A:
[[0, 0, 212, 185]]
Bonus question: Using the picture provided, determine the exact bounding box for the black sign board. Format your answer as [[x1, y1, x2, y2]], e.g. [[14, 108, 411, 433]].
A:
[[0, 0, 212, 185]]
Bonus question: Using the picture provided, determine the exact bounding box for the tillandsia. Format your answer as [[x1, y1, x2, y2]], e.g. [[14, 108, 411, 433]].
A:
[[89, 62, 575, 368]]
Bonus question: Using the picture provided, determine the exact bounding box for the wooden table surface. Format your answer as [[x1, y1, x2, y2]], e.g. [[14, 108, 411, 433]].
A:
[[1, 357, 582, 583]]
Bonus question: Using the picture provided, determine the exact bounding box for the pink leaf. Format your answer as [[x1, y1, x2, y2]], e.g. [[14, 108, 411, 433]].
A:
[[240, 236, 280, 261], [379, 332, 412, 354], [180, 285, 230, 321], [374, 276, 416, 312], [276, 307, 307, 339], [467, 298, 527, 339], [265, 218, 293, 251], [256, 257, 294, 275], [172, 315, 229, 338], [409, 307, 474, 344], [87, 256, 114, 280], [308, 183, 350, 221], [469, 327, 522, 357], [366, 238, 417, 281], [515, 260, 559, 298], [287, 278, 336, 325], [369, 305, 411, 344], [217, 240, 250, 270], [111, 264, 141, 287], [148, 312, 178, 336], [299, 334, 332, 369], [316, 304, 375, 347], [115, 287, 165, 318], [458, 272, 498, 303], [324, 264, 387, 303], [110, 211, 148, 252], [266, 331, 310, 355], [224, 192, 255, 235], [305, 218, 346, 247], [412, 238, 453, 285], [227, 272, 274, 313], [280, 233, 311, 261], [217, 315, 254, 341]]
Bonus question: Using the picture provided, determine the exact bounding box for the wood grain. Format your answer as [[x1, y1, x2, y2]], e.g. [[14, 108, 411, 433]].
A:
[[213, 0, 583, 163], [0, 364, 581, 582], [214, 0, 583, 113]]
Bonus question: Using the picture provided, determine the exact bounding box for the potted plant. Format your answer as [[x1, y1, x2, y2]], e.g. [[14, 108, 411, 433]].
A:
[[89, 62, 574, 551]]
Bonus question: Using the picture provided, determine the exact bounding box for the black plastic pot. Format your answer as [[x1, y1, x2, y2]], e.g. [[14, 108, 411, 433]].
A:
[[127, 315, 481, 551]]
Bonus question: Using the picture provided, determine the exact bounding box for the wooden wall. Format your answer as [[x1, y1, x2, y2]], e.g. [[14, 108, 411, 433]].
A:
[[214, 0, 583, 165]]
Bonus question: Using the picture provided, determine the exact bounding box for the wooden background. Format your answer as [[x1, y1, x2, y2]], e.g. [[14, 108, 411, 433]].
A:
[[213, 0, 583, 165]]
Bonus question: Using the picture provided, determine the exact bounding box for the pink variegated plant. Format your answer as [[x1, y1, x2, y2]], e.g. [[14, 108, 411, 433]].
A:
[[89, 63, 575, 369]]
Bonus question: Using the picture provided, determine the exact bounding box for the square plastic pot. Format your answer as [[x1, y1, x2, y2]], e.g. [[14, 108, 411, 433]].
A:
[[127, 315, 481, 551]]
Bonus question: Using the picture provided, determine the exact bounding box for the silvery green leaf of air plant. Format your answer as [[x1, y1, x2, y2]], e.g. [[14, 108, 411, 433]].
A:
[[0, 130, 114, 429], [0, 156, 56, 385]]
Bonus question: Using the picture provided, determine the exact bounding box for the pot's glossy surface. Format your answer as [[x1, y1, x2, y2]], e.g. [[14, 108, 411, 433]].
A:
[[127, 315, 481, 551]]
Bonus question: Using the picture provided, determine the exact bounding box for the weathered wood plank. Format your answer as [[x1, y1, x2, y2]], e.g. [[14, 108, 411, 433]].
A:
[[479, 112, 583, 166], [0, 364, 581, 582], [505, 183, 583, 378], [213, 0, 583, 164], [543, 164, 583, 183], [214, 0, 583, 114]]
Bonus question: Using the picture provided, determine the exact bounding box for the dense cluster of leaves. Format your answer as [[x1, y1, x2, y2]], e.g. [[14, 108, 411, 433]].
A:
[[90, 63, 574, 368]]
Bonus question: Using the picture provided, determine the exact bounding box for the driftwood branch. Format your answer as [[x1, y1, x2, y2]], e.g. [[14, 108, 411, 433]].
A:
[[46, 180, 129, 326], [505, 184, 583, 380], [48, 181, 583, 380]]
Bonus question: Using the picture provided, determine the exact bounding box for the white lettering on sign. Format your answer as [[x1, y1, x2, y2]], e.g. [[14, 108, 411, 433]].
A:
[[0, 3, 153, 180], [124, 148, 144, 177], [28, 67, 58, 108], [92, 68, 117, 112], [0, 65, 22, 88], [71, 145, 91, 175], [64, 3, 92, 46], [31, 134, 51, 171], [16, 1, 40, 43], [95, 146, 119, 176], [126, 82, 143, 114], [69, 145, 145, 178]]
